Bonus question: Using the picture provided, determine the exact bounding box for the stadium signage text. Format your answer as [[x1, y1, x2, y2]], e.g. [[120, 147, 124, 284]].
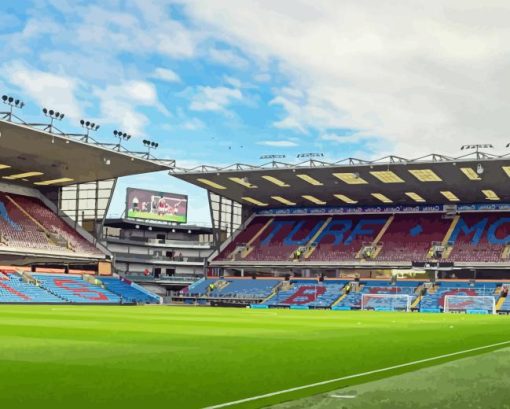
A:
[[257, 203, 510, 216], [259, 215, 510, 247]]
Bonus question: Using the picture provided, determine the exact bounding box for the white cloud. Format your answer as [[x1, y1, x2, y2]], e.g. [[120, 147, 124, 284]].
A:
[[258, 140, 298, 147], [2, 61, 82, 119], [319, 133, 352, 143], [181, 0, 510, 157], [76, 4, 197, 59], [254, 73, 271, 82], [94, 80, 164, 135], [209, 48, 249, 69], [1, 17, 61, 54], [223, 76, 243, 89], [181, 117, 205, 131], [319, 132, 376, 144], [189, 86, 243, 112], [152, 68, 181, 83]]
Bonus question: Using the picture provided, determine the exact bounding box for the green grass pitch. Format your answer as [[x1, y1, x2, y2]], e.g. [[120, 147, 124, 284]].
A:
[[1, 305, 509, 409], [127, 210, 186, 223], [272, 345, 510, 409]]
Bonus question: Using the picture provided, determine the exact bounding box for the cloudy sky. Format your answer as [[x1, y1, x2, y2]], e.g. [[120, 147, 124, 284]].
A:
[[1, 0, 508, 224]]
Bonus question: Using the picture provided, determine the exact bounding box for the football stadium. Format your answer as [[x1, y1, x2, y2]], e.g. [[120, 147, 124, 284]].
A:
[[1, 109, 510, 409], [2, 2, 510, 409]]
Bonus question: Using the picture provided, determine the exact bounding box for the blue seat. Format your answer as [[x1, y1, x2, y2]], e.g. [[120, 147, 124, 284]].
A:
[[101, 277, 159, 304], [0, 275, 62, 303], [33, 274, 121, 304]]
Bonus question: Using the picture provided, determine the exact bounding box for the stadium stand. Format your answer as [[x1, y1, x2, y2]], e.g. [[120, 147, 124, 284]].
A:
[[446, 214, 510, 263], [0, 274, 62, 303], [185, 278, 279, 299], [211, 279, 279, 298], [32, 274, 121, 304], [186, 278, 217, 296], [217, 215, 389, 262], [100, 277, 160, 304], [0, 193, 102, 256], [263, 280, 346, 308], [376, 214, 451, 262], [419, 281, 498, 312], [212, 213, 510, 264], [216, 217, 272, 261], [333, 280, 418, 310], [498, 289, 510, 312], [307, 215, 388, 262], [243, 216, 328, 261], [173, 276, 510, 314], [0, 272, 161, 305]]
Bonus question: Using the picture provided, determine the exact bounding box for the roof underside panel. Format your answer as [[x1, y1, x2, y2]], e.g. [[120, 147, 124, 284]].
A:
[[172, 158, 510, 208], [0, 120, 170, 187]]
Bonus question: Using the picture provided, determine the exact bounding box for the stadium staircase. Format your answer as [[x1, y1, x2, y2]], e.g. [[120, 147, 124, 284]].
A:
[[261, 290, 277, 304], [101, 277, 160, 304], [303, 217, 332, 259], [260, 281, 287, 303], [444, 214, 510, 262], [331, 292, 348, 307], [187, 277, 206, 293], [410, 284, 425, 309], [3, 194, 56, 248], [410, 296, 422, 309], [498, 291, 510, 312], [496, 296, 506, 312], [501, 245, 510, 260], [20, 271, 38, 285], [441, 215, 460, 249], [6, 195, 74, 250], [356, 215, 394, 260], [240, 218, 274, 259]]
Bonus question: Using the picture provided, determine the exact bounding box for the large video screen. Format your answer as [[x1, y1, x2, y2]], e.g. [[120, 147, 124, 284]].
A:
[[126, 188, 188, 223]]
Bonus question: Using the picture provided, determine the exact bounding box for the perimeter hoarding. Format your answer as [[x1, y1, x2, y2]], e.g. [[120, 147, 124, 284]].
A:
[[126, 188, 188, 223]]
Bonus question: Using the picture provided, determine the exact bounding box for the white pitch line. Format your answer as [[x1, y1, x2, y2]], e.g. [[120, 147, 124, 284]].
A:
[[329, 394, 356, 399], [202, 339, 510, 409]]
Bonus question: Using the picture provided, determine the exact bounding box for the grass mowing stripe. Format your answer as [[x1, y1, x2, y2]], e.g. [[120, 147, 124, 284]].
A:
[[1, 307, 508, 408], [203, 339, 510, 409]]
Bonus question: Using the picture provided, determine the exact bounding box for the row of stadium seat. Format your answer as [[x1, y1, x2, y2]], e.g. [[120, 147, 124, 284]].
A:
[[185, 278, 280, 299], [0, 276, 63, 303], [334, 281, 418, 310], [264, 282, 346, 308], [419, 282, 498, 312], [100, 277, 160, 304], [181, 278, 509, 312], [32, 274, 121, 304], [0, 273, 159, 304], [0, 192, 103, 256], [215, 213, 510, 263]]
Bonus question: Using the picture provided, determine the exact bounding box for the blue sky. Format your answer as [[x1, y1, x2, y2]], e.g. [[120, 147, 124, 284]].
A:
[[1, 1, 509, 224]]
